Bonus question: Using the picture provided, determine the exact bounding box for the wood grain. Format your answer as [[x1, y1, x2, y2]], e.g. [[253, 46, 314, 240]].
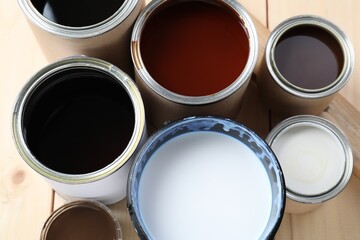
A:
[[0, 0, 54, 239], [322, 95, 360, 177]]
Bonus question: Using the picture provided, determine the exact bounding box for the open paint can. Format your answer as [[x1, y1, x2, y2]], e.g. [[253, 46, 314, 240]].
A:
[[12, 56, 146, 204], [41, 200, 122, 240], [17, 0, 145, 76], [258, 15, 354, 116], [131, 0, 258, 128], [266, 115, 353, 213], [128, 116, 285, 240]]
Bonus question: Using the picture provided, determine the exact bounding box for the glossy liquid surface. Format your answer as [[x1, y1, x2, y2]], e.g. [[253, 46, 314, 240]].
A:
[[139, 131, 272, 240], [24, 69, 134, 174], [31, 0, 124, 27], [274, 25, 344, 90], [271, 124, 345, 196], [45, 204, 117, 240], [140, 1, 249, 96]]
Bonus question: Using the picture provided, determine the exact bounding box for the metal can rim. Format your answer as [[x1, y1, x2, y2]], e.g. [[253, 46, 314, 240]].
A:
[[40, 200, 122, 239], [131, 0, 259, 105], [12, 56, 146, 184], [17, 0, 139, 39], [266, 115, 353, 204], [127, 116, 286, 239], [265, 15, 355, 99]]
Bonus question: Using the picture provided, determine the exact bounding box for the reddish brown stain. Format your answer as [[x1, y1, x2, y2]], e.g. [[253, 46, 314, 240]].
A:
[[140, 1, 250, 96]]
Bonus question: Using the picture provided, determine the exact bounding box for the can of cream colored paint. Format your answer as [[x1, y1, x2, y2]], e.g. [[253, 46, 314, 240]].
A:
[[266, 115, 353, 213]]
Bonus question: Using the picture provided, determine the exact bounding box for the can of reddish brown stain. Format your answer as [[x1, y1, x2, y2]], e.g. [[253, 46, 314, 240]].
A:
[[18, 0, 145, 76], [258, 15, 354, 116], [12, 56, 147, 204], [131, 0, 258, 128]]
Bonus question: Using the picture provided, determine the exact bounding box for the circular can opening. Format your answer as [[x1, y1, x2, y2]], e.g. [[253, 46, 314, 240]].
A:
[[30, 0, 125, 27], [267, 115, 353, 203], [128, 116, 285, 240], [270, 21, 347, 93], [132, 0, 258, 105], [139, 0, 250, 97], [22, 67, 135, 175], [41, 200, 122, 240]]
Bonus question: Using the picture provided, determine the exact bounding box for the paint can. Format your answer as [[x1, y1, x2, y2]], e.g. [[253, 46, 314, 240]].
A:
[[131, 0, 258, 128], [12, 56, 147, 205], [266, 115, 353, 213], [17, 0, 145, 76], [128, 116, 285, 239], [40, 200, 122, 240], [258, 15, 354, 116]]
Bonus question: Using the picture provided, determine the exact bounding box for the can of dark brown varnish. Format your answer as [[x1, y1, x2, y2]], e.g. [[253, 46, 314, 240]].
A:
[[258, 15, 354, 116], [18, 0, 145, 76], [12, 56, 147, 205]]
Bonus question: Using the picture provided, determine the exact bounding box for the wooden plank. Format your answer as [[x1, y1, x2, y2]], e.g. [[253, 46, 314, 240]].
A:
[[277, 176, 360, 240], [238, 0, 267, 27], [0, 1, 53, 239], [267, 0, 360, 112], [321, 95, 360, 177]]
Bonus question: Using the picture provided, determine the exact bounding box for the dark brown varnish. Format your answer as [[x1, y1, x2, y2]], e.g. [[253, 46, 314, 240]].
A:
[[31, 0, 124, 27], [274, 25, 344, 90], [45, 203, 117, 240], [140, 1, 250, 96], [23, 68, 134, 174]]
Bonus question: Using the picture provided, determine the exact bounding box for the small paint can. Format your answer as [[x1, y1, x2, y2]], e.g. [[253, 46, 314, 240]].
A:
[[258, 15, 354, 116], [266, 115, 353, 214], [128, 116, 285, 240], [17, 0, 145, 76], [12, 56, 146, 204], [131, 0, 258, 128], [40, 200, 122, 240]]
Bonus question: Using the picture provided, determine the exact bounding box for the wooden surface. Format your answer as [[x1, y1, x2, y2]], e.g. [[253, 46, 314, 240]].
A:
[[1, 0, 360, 239]]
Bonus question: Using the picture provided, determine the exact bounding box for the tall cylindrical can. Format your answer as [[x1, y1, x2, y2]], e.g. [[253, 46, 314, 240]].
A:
[[18, 0, 145, 76], [131, 0, 258, 128], [258, 15, 354, 116], [12, 56, 147, 205]]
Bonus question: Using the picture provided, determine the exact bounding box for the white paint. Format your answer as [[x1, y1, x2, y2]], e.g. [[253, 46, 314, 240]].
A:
[[139, 131, 272, 240], [271, 124, 345, 196]]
